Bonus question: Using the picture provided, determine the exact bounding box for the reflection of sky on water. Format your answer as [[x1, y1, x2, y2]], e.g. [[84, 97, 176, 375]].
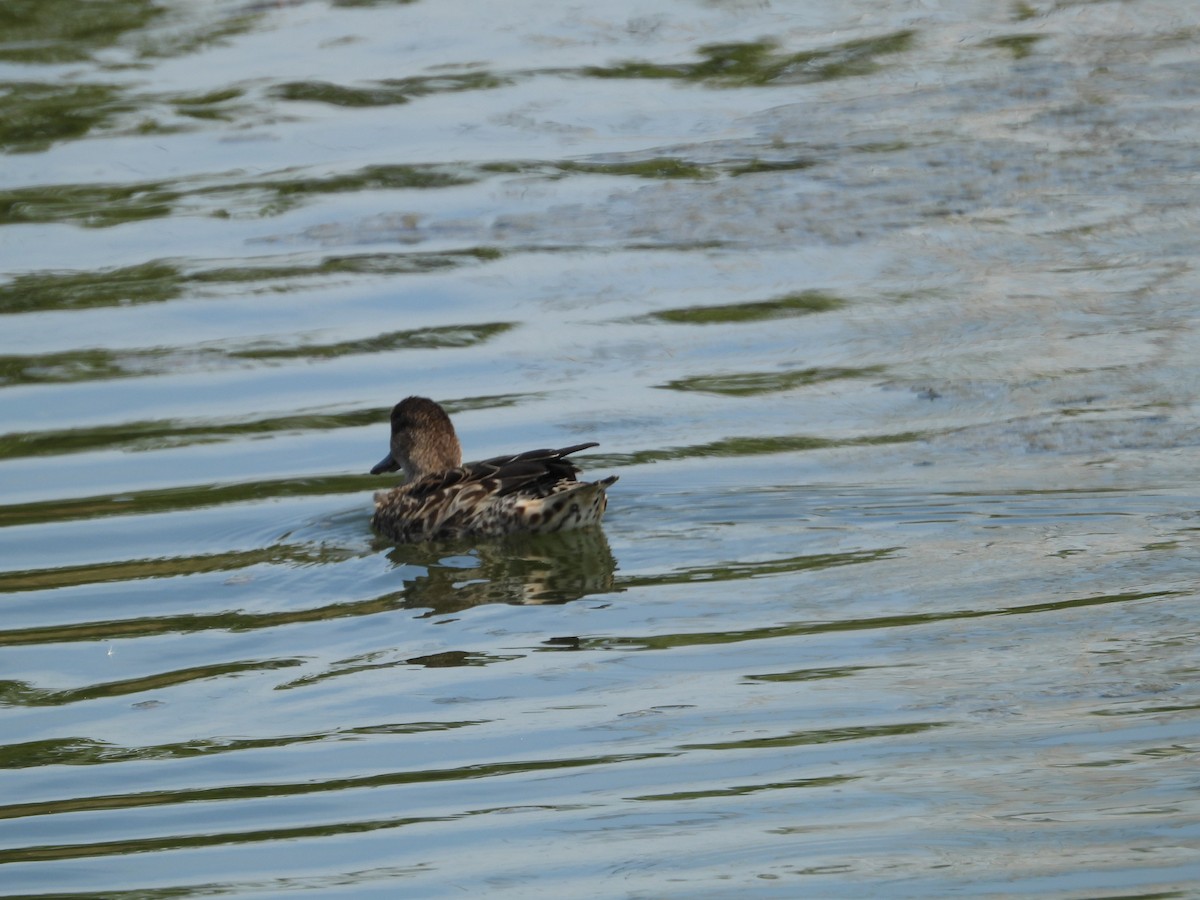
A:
[[2, 0, 1200, 896]]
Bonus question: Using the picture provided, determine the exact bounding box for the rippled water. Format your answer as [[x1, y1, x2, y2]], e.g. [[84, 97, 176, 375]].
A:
[[3, 1, 1200, 896]]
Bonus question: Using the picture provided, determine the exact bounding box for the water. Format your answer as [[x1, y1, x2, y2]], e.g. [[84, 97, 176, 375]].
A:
[[2, 1, 1200, 896]]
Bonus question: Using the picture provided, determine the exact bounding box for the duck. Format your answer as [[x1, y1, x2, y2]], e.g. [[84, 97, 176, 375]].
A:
[[369, 396, 617, 543]]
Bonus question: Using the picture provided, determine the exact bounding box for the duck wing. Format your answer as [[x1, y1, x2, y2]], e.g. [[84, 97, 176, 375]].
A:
[[402, 443, 599, 500], [465, 443, 599, 494]]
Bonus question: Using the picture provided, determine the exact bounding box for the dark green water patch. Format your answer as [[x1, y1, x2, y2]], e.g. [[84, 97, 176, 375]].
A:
[[728, 158, 817, 176], [0, 162, 476, 229], [0, 0, 163, 64], [184, 253, 455, 287], [1011, 2, 1039, 21], [0, 179, 184, 227], [659, 366, 883, 396], [171, 86, 248, 121], [273, 71, 509, 107], [479, 157, 717, 181], [0, 748, 667, 840], [593, 429, 923, 468], [984, 33, 1043, 59], [585, 31, 914, 86], [853, 140, 911, 154], [192, 247, 502, 285], [0, 347, 138, 386], [1093, 700, 1200, 718], [744, 665, 890, 683], [249, 163, 471, 199], [231, 321, 514, 361], [0, 719, 481, 772], [0, 142, 819, 230], [484, 154, 818, 182], [0, 544, 364, 596], [277, 654, 403, 689], [0, 81, 139, 153], [0, 812, 451, 864], [582, 589, 1179, 652], [680, 721, 944, 751], [0, 321, 513, 385], [643, 290, 845, 325], [0, 588, 422, 646], [0, 262, 182, 314], [0, 475, 375, 531], [618, 549, 897, 589], [205, 163, 475, 218], [631, 774, 857, 801], [407, 649, 520, 667], [556, 158, 716, 180], [279, 648, 526, 691], [0, 249, 496, 316], [0, 658, 303, 707]]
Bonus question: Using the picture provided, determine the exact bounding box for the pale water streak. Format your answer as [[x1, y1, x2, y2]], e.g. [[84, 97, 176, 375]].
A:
[[2, 1, 1200, 897]]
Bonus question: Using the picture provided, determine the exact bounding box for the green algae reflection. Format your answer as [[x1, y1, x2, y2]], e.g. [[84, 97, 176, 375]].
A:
[[0, 321, 513, 387], [274, 71, 509, 107], [645, 291, 844, 325], [0, 179, 184, 227], [984, 34, 1043, 59], [0, 719, 477, 769], [0, 0, 163, 64], [660, 366, 883, 397], [230, 322, 515, 361], [554, 158, 715, 180], [0, 250, 499, 315], [592, 430, 923, 469], [579, 589, 1178, 653], [680, 721, 944, 751], [587, 32, 914, 86], [630, 774, 857, 802], [0, 82, 137, 153], [0, 262, 181, 315], [0, 163, 476, 228]]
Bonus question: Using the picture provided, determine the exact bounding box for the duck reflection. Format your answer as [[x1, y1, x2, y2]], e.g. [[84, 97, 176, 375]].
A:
[[381, 526, 618, 614]]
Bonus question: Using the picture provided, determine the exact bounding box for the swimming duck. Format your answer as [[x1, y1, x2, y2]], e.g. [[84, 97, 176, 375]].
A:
[[369, 396, 617, 543]]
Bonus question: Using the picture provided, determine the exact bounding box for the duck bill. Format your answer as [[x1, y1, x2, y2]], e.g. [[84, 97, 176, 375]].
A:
[[370, 453, 400, 475]]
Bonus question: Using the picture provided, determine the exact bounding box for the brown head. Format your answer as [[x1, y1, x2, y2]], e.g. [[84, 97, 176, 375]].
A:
[[370, 396, 463, 480]]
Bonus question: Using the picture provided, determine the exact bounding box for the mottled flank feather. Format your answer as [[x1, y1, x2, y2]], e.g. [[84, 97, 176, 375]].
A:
[[369, 397, 617, 543]]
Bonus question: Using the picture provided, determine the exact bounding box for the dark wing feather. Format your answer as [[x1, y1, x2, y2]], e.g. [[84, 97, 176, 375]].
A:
[[463, 442, 599, 495], [470, 442, 599, 471], [400, 443, 599, 501]]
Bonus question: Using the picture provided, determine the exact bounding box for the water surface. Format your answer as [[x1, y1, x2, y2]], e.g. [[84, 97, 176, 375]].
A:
[[3, 1, 1200, 897]]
